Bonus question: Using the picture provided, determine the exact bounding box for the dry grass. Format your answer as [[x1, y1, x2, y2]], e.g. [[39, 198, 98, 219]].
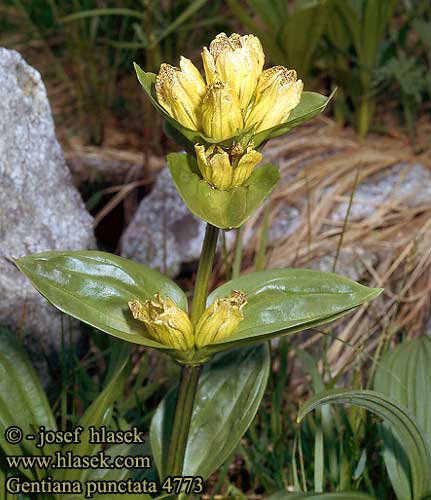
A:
[[239, 117, 431, 377]]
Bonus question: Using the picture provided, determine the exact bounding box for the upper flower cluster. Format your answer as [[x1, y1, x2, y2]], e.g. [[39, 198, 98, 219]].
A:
[[155, 33, 303, 142]]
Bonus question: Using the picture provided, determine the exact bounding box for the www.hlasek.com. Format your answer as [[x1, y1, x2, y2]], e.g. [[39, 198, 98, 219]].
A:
[[3, 425, 203, 498]]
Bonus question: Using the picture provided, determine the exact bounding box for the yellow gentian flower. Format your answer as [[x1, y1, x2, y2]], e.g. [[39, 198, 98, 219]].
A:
[[195, 290, 247, 348], [201, 80, 244, 141], [129, 294, 194, 351], [246, 66, 303, 132], [155, 57, 206, 130], [201, 32, 264, 110]]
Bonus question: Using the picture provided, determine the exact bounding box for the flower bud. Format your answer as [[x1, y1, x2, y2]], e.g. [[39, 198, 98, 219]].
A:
[[201, 80, 244, 141], [195, 144, 232, 190], [129, 294, 194, 351], [245, 66, 303, 133], [195, 290, 247, 348], [231, 147, 262, 186], [155, 57, 206, 131], [202, 33, 264, 110], [195, 144, 262, 190]]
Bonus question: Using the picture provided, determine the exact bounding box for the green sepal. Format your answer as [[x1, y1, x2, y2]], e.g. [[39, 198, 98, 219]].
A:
[[196, 269, 382, 356], [168, 152, 280, 229]]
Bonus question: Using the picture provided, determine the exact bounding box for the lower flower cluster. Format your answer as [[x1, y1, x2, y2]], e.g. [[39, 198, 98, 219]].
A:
[[129, 290, 247, 351], [195, 144, 262, 190]]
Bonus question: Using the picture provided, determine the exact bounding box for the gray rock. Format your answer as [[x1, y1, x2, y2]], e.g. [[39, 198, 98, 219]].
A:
[[0, 49, 95, 351], [267, 203, 300, 243], [120, 167, 207, 277], [330, 163, 431, 223], [309, 248, 378, 282]]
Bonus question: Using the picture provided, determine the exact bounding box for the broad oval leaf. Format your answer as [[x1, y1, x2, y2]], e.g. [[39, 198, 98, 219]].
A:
[[199, 269, 382, 354], [375, 337, 431, 500], [150, 343, 270, 480], [168, 152, 280, 229], [0, 328, 57, 479], [268, 492, 375, 499], [15, 251, 187, 352], [298, 389, 431, 500]]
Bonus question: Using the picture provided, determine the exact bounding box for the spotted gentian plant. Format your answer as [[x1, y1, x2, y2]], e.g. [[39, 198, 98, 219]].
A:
[[16, 33, 382, 498]]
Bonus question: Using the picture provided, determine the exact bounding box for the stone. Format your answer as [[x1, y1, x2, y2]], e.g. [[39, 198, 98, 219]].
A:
[[0, 49, 95, 352], [319, 162, 431, 279], [329, 163, 431, 223], [120, 167, 207, 277], [309, 248, 378, 282], [267, 203, 300, 243]]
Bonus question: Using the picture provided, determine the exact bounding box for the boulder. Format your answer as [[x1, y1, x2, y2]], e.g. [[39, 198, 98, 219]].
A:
[[0, 49, 95, 352], [120, 167, 206, 277]]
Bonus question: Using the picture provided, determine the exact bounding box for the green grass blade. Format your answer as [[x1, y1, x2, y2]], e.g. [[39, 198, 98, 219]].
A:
[[298, 389, 431, 499]]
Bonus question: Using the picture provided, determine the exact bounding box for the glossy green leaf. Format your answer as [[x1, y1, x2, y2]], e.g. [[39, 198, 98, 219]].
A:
[[87, 443, 134, 482], [0, 328, 57, 480], [168, 152, 280, 229], [15, 251, 187, 352], [252, 90, 334, 148], [268, 492, 375, 499], [63, 442, 154, 500], [375, 337, 431, 500], [150, 343, 270, 480], [198, 269, 382, 355], [89, 442, 154, 485], [298, 389, 431, 500]]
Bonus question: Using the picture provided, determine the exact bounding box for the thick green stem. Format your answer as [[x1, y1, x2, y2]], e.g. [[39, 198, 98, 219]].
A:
[[166, 365, 202, 476], [232, 225, 244, 279], [191, 223, 220, 325], [166, 223, 219, 479]]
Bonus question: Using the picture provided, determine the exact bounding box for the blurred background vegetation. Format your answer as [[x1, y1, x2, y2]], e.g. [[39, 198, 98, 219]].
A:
[[1, 1, 430, 498]]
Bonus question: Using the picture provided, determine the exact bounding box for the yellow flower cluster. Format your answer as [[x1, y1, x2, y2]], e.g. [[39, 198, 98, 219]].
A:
[[129, 290, 247, 351], [155, 33, 303, 190]]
